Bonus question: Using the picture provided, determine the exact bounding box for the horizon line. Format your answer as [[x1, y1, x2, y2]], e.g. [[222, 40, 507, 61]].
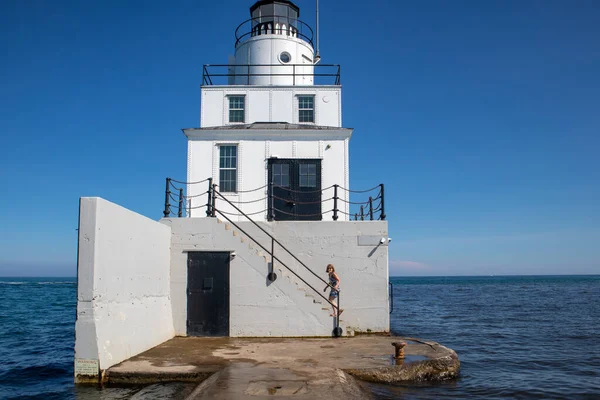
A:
[[1, 273, 599, 279]]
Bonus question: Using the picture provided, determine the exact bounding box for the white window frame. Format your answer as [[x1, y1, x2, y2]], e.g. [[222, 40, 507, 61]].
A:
[[297, 95, 315, 124], [218, 144, 238, 193], [228, 95, 246, 124]]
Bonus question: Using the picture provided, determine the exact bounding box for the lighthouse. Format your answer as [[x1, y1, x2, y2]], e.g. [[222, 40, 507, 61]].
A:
[[75, 1, 390, 381], [184, 0, 351, 221]]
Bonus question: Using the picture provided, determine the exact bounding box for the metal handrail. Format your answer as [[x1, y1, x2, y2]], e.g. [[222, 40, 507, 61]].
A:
[[213, 188, 331, 288], [212, 187, 343, 333], [235, 15, 314, 47], [201, 63, 341, 86], [215, 208, 333, 306]]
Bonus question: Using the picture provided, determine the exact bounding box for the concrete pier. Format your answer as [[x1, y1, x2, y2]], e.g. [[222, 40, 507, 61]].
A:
[[106, 336, 460, 399]]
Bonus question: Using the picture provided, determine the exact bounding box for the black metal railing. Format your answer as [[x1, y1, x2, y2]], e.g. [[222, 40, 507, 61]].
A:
[[162, 178, 386, 221], [211, 185, 344, 337], [161, 177, 390, 337], [235, 15, 314, 48], [335, 183, 386, 222], [163, 177, 211, 218], [202, 64, 341, 86]]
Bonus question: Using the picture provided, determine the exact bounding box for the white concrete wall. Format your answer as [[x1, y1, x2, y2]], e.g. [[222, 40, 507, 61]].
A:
[[238, 220, 390, 335], [163, 218, 389, 337], [186, 138, 350, 221], [75, 198, 174, 379], [200, 86, 341, 127]]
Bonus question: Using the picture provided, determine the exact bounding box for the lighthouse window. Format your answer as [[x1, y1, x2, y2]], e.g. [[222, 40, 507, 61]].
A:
[[298, 95, 314, 123], [279, 51, 291, 64], [274, 4, 288, 19], [219, 145, 237, 192], [272, 164, 290, 187], [228, 96, 245, 123], [299, 164, 317, 188]]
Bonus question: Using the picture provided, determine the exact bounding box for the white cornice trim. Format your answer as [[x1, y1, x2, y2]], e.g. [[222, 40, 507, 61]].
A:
[[183, 128, 353, 141], [201, 85, 341, 90]]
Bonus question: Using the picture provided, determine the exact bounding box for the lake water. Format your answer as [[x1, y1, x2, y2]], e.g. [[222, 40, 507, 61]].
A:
[[0, 275, 598, 399]]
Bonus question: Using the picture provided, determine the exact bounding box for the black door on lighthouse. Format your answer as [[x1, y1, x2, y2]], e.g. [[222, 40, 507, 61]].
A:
[[268, 159, 322, 221], [187, 252, 230, 336]]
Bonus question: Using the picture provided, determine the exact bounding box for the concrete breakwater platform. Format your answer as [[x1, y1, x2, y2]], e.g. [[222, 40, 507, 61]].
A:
[[105, 336, 460, 399]]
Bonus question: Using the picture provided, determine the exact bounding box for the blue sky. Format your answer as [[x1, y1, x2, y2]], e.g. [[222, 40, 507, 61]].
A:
[[1, 0, 599, 277]]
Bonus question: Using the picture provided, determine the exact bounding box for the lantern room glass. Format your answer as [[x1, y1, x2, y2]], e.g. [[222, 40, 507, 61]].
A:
[[251, 1, 299, 29]]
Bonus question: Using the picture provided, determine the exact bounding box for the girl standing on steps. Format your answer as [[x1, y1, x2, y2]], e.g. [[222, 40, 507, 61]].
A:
[[324, 264, 343, 317]]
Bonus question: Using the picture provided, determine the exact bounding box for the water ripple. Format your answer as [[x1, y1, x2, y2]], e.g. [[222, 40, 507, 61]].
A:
[[388, 275, 600, 398], [0, 276, 599, 399]]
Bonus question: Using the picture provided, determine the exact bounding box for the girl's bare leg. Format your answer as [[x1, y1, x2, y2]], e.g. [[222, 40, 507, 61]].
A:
[[329, 296, 337, 316]]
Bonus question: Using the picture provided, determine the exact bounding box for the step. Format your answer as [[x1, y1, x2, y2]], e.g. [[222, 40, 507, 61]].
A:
[[213, 222, 346, 335], [215, 225, 338, 333], [307, 295, 324, 305]]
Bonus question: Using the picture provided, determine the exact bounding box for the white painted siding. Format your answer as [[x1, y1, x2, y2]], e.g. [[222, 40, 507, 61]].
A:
[[248, 91, 270, 122], [295, 141, 318, 158], [200, 90, 224, 127], [271, 90, 293, 122], [322, 139, 349, 217], [268, 140, 294, 159], [186, 141, 212, 218], [186, 138, 349, 221], [200, 86, 342, 128], [234, 141, 268, 218]]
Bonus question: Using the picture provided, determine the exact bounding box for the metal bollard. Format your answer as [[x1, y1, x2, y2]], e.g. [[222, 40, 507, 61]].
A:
[[391, 342, 406, 359]]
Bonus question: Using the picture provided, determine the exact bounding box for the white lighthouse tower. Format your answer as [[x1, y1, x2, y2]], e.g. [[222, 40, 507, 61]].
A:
[[184, 0, 351, 221], [233, 0, 316, 86]]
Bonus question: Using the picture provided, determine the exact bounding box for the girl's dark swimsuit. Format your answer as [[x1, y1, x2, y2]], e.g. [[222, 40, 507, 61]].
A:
[[329, 275, 340, 298]]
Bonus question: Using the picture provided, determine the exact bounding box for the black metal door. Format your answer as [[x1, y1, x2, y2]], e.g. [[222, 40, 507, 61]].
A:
[[294, 159, 322, 221], [187, 252, 230, 336], [268, 159, 322, 221], [269, 159, 294, 221]]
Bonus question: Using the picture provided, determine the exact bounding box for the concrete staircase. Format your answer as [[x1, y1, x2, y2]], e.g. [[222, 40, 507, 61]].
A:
[[215, 218, 348, 337]]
